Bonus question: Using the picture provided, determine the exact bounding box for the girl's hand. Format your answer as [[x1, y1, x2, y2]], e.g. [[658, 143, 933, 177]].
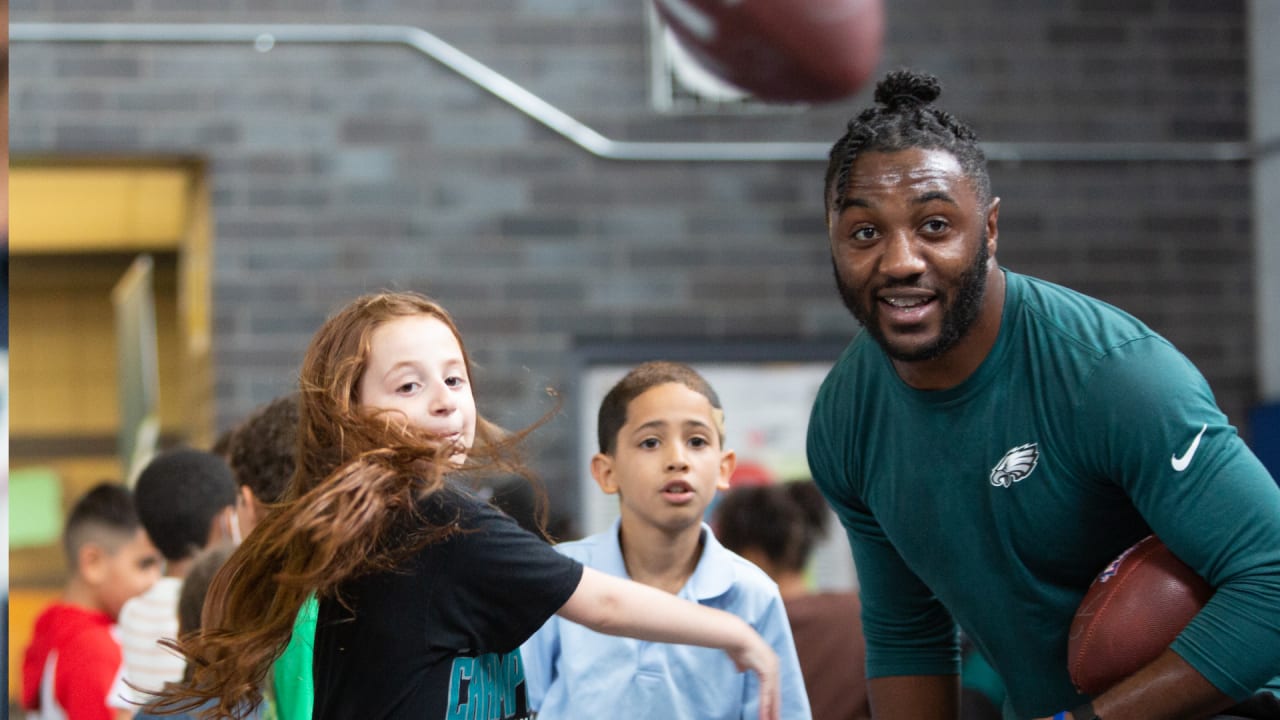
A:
[[560, 568, 783, 719], [726, 631, 780, 720]]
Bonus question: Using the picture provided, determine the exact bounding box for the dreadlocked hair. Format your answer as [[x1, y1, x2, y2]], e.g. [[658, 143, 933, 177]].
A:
[[824, 68, 990, 214], [144, 291, 552, 719]]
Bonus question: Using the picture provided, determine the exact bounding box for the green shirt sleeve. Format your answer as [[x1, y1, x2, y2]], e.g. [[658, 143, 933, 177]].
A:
[[271, 594, 318, 720], [1078, 337, 1280, 699], [807, 366, 960, 679]]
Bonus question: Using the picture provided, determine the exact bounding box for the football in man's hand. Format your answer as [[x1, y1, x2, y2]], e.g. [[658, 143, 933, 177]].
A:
[[650, 0, 884, 103], [1067, 535, 1213, 695]]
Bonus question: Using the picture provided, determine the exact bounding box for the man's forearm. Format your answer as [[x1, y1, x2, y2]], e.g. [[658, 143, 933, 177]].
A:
[[1084, 649, 1234, 720], [868, 674, 959, 720]]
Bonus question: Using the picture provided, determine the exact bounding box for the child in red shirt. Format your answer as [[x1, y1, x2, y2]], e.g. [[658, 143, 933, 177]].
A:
[[22, 482, 163, 720]]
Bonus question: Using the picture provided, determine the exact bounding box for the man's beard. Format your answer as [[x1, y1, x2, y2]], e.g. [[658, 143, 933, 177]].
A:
[[833, 237, 990, 362]]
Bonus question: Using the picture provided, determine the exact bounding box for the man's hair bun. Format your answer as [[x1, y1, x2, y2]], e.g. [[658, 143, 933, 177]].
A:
[[873, 69, 942, 111]]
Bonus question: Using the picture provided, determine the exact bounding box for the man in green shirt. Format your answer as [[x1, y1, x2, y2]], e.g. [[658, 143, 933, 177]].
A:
[[808, 68, 1280, 720]]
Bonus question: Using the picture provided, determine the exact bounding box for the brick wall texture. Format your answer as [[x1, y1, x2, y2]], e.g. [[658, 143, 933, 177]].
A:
[[10, 0, 1254, 520]]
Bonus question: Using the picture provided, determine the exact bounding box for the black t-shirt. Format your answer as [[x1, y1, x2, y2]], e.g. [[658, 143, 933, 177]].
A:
[[312, 486, 584, 720]]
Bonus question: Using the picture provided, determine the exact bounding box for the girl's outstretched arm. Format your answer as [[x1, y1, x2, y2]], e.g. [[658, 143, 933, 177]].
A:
[[556, 566, 781, 720]]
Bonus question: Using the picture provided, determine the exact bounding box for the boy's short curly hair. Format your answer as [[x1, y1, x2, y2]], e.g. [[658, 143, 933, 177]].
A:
[[227, 393, 300, 505], [134, 449, 237, 562]]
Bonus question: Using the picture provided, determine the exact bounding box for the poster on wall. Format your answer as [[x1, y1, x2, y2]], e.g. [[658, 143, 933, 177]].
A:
[[112, 254, 161, 488], [573, 341, 857, 591]]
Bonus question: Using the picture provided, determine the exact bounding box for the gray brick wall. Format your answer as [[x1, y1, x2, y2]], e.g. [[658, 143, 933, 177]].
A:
[[10, 0, 1254, 520]]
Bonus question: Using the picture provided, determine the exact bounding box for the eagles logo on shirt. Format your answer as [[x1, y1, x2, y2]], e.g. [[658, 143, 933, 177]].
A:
[[990, 443, 1040, 488]]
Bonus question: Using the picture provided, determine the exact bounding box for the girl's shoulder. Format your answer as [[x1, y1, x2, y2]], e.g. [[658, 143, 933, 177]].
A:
[[414, 481, 505, 528]]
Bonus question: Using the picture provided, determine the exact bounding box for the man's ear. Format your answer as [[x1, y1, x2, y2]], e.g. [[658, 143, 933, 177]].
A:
[[985, 196, 1000, 257], [590, 453, 619, 495], [716, 450, 737, 492]]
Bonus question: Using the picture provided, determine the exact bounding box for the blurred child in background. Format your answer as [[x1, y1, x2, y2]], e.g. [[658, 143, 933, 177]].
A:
[[134, 543, 243, 720], [22, 483, 162, 720], [716, 480, 869, 720], [225, 393, 312, 720], [110, 449, 238, 718]]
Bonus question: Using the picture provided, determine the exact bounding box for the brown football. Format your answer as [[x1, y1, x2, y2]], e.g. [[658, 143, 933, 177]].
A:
[[1067, 535, 1213, 695], [651, 0, 885, 103]]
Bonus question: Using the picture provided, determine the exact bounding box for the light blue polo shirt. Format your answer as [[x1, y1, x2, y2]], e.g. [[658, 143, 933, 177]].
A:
[[521, 519, 812, 720]]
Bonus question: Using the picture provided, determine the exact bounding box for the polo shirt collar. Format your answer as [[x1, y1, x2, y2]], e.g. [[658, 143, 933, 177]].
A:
[[605, 517, 736, 601]]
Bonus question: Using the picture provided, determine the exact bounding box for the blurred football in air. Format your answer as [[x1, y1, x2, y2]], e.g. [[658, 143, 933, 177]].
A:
[[651, 0, 885, 103]]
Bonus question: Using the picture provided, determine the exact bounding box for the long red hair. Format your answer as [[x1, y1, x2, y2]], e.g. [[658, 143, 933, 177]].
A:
[[147, 291, 543, 718]]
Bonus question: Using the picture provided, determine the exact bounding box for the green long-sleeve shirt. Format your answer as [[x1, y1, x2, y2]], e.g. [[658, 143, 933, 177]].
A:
[[808, 270, 1280, 718]]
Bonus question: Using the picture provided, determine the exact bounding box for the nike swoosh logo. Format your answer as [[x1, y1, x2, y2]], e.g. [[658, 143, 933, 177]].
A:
[[1171, 424, 1208, 472]]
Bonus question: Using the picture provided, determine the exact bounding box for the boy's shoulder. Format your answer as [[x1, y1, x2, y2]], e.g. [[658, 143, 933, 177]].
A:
[[120, 576, 182, 618], [701, 534, 783, 598], [553, 524, 784, 603], [33, 602, 115, 643], [550, 530, 620, 570], [23, 603, 120, 711], [26, 602, 119, 678]]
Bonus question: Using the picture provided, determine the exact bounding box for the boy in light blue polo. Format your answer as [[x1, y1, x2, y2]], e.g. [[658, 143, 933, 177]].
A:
[[521, 361, 811, 720]]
